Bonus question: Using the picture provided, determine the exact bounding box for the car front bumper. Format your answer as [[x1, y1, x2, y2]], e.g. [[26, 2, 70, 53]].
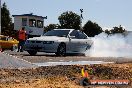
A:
[[24, 42, 59, 53]]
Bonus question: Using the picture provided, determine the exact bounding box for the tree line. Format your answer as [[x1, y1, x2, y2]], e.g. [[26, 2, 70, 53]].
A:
[[45, 11, 126, 37], [1, 3, 17, 38], [1, 2, 126, 38]]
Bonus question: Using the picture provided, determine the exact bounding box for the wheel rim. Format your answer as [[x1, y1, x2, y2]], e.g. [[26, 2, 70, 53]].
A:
[[59, 44, 66, 56]]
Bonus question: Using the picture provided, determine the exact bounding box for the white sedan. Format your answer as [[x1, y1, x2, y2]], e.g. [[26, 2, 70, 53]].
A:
[[24, 29, 93, 56]]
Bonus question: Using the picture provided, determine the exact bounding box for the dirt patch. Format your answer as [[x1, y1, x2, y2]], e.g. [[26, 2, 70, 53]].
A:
[[0, 63, 132, 88]]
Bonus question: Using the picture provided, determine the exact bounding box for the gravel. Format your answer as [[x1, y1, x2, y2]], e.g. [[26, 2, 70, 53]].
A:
[[0, 50, 132, 88]]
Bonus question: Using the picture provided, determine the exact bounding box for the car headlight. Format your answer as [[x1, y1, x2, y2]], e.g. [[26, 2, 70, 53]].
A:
[[43, 41, 54, 44]]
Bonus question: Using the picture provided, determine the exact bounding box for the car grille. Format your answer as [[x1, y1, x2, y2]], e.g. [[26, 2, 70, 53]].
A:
[[30, 41, 42, 43], [36, 41, 42, 43], [31, 41, 35, 43], [29, 41, 53, 44]]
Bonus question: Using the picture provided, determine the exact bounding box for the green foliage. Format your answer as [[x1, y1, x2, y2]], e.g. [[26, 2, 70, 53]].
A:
[[83, 20, 103, 37], [110, 25, 126, 34], [44, 24, 60, 32], [104, 29, 110, 35], [104, 25, 126, 35], [58, 11, 81, 29], [1, 2, 16, 37], [1, 2, 12, 35]]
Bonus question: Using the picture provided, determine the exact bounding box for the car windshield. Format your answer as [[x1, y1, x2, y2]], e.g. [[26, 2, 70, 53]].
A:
[[44, 30, 70, 37], [0, 37, 7, 41]]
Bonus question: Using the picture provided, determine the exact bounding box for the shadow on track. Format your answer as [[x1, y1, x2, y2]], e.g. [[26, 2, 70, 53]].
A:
[[22, 53, 85, 57]]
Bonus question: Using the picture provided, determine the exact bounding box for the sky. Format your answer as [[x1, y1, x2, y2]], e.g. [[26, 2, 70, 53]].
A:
[[1, 0, 132, 31]]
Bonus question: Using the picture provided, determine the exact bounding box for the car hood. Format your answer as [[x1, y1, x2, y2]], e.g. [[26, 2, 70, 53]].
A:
[[27, 36, 67, 41]]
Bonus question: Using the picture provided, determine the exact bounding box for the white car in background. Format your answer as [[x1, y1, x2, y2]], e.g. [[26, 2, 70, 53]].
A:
[[24, 29, 93, 56]]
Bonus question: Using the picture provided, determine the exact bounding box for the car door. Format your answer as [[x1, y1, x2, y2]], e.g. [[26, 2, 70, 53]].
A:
[[66, 30, 78, 52], [67, 30, 89, 53], [2, 36, 14, 49], [0, 36, 9, 49], [77, 31, 92, 52]]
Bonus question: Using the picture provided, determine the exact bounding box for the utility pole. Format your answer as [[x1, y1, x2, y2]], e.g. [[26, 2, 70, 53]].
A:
[[80, 9, 83, 31]]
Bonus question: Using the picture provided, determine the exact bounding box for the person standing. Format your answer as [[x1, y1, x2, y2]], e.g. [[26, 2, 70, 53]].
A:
[[17, 27, 27, 52]]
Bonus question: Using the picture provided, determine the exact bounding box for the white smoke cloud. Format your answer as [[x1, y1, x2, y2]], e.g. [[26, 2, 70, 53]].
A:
[[86, 32, 132, 57]]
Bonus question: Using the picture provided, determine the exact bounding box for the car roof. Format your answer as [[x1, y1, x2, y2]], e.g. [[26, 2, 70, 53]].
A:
[[54, 29, 74, 31], [0, 35, 12, 38], [53, 29, 75, 33], [0, 35, 6, 37], [0, 35, 4, 36]]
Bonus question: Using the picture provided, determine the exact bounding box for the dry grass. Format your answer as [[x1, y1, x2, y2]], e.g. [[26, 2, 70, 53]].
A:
[[0, 63, 132, 88]]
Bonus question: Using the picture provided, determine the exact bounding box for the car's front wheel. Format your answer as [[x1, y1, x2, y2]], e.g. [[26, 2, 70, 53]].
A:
[[27, 50, 37, 56], [56, 43, 66, 56]]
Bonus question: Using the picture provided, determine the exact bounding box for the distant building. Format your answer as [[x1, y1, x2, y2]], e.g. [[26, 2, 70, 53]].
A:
[[12, 13, 47, 37]]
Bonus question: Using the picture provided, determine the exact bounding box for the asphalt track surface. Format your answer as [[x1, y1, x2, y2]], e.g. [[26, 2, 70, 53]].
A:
[[0, 52, 37, 69], [4, 50, 132, 63], [0, 50, 132, 69]]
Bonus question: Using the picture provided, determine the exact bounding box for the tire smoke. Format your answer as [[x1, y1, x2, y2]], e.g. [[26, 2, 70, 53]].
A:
[[86, 32, 132, 57]]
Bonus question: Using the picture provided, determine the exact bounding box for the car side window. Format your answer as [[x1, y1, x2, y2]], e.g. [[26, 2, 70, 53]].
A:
[[70, 30, 79, 39], [8, 37, 12, 41], [70, 30, 87, 39], [78, 32, 87, 39]]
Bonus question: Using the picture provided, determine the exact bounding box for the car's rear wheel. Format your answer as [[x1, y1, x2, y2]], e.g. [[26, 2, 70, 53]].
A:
[[56, 43, 66, 56], [27, 50, 37, 56]]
